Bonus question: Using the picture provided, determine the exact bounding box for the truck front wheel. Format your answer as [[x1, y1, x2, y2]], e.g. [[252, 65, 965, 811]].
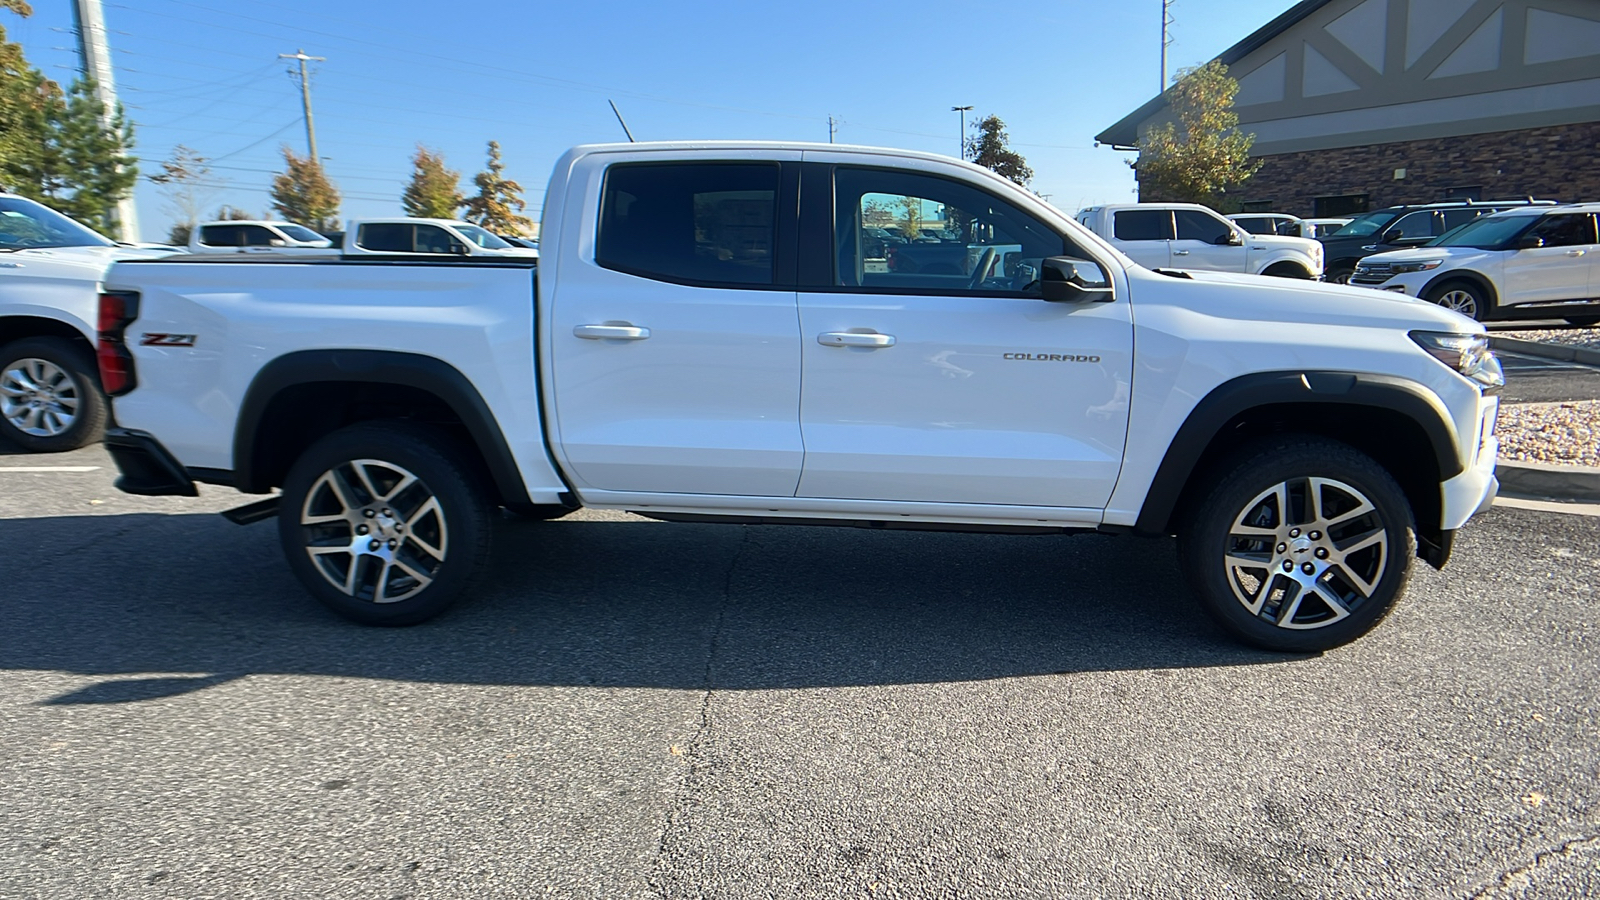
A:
[[278, 422, 494, 626], [1177, 437, 1415, 652]]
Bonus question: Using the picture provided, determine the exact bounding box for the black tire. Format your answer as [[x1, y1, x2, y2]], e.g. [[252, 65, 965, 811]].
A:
[[1326, 265, 1354, 285], [1564, 316, 1599, 328], [278, 421, 494, 626], [1177, 437, 1416, 653], [1262, 262, 1312, 279], [1423, 279, 1488, 322], [0, 336, 108, 452]]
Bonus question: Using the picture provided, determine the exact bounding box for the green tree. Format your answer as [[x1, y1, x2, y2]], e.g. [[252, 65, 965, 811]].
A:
[[149, 144, 219, 245], [30, 79, 138, 237], [0, 0, 49, 190], [965, 114, 1032, 187], [401, 145, 464, 219], [1130, 60, 1261, 209], [463, 141, 531, 234], [269, 145, 340, 232]]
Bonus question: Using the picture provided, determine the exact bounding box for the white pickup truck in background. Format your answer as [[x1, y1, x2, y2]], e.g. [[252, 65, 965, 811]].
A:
[[190, 217, 538, 259], [1077, 202, 1324, 279], [98, 141, 1501, 652]]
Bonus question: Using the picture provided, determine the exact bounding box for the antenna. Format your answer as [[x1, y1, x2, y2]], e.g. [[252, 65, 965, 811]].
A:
[[608, 100, 635, 142]]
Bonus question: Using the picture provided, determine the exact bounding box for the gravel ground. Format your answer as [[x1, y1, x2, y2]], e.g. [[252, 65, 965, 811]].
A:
[[1503, 325, 1600, 349], [1498, 400, 1600, 467]]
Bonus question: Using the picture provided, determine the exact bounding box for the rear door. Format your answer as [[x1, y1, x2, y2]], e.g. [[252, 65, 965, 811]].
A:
[[1109, 209, 1171, 268], [1503, 213, 1597, 306], [546, 154, 806, 497], [793, 159, 1133, 509]]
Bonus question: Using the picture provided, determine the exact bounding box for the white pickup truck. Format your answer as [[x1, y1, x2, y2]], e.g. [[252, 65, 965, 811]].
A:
[[189, 217, 537, 259], [98, 141, 1502, 652], [1076, 203, 1324, 279]]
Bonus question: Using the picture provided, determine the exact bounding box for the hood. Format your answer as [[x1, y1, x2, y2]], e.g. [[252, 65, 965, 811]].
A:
[[1359, 245, 1486, 264], [1, 243, 181, 276], [1143, 268, 1480, 332]]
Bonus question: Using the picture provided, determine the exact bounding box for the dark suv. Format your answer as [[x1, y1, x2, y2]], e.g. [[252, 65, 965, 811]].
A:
[[1319, 199, 1557, 284]]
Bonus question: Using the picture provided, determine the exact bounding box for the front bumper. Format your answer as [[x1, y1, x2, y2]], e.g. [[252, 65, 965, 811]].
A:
[[104, 428, 199, 497], [1440, 395, 1499, 531]]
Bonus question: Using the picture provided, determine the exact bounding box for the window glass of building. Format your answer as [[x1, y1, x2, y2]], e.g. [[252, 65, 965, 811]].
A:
[[1113, 210, 1172, 241], [597, 162, 778, 286], [833, 167, 1068, 293]]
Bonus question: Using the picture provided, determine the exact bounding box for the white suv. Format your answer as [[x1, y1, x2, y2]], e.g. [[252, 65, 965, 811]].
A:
[[1351, 204, 1600, 325], [1077, 203, 1324, 279]]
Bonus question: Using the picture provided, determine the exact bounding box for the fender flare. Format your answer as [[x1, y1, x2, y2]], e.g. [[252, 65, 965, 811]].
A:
[[1133, 370, 1462, 536], [1418, 269, 1499, 311], [233, 349, 533, 506]]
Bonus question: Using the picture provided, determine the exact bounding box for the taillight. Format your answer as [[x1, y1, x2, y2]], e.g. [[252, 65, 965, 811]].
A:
[[97, 291, 140, 396]]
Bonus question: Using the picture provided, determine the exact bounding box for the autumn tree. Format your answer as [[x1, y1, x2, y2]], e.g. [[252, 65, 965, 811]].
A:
[[0, 0, 49, 189], [270, 145, 340, 232], [965, 115, 1032, 187], [214, 204, 253, 220], [463, 141, 532, 234], [401, 145, 464, 219], [149, 144, 219, 244], [1130, 60, 1261, 209]]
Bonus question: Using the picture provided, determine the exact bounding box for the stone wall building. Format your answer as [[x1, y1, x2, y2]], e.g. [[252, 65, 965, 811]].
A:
[[1096, 0, 1600, 217]]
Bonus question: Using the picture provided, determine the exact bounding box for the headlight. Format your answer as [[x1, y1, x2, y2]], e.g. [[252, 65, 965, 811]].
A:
[[1391, 259, 1443, 274], [1410, 331, 1503, 391]]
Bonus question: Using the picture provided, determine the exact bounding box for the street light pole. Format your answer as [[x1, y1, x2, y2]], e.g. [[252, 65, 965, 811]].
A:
[[951, 105, 973, 160]]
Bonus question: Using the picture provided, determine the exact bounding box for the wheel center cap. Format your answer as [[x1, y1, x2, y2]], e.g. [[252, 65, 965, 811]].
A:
[[1291, 537, 1313, 555]]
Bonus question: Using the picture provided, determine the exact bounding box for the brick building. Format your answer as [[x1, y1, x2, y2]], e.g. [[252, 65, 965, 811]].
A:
[[1096, 0, 1600, 217]]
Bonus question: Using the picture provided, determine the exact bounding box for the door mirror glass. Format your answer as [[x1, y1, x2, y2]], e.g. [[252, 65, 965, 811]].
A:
[[1517, 235, 1545, 250], [1039, 256, 1114, 302]]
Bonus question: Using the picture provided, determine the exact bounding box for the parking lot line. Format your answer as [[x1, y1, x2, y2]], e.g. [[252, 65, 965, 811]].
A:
[[0, 466, 102, 472]]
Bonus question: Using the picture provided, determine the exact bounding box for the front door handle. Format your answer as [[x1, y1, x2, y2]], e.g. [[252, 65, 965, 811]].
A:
[[1173, 249, 1190, 256], [1567, 249, 1586, 257], [818, 331, 895, 348], [574, 324, 650, 340]]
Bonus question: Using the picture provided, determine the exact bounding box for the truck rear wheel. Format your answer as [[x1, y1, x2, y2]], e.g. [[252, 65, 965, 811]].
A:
[[278, 422, 494, 626], [1177, 437, 1415, 653], [0, 336, 108, 453]]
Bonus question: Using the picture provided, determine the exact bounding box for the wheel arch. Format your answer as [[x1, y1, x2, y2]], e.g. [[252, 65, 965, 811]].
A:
[[1133, 371, 1461, 554], [0, 314, 98, 360], [1419, 269, 1498, 312], [233, 349, 534, 509], [1259, 259, 1314, 279]]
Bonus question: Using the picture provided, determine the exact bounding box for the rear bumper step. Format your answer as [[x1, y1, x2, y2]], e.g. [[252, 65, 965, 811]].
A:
[[103, 428, 199, 497]]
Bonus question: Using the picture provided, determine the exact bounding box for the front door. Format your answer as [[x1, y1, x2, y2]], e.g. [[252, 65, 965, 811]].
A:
[[1503, 213, 1597, 307], [1109, 208, 1171, 269], [795, 163, 1133, 509], [547, 158, 805, 497], [1171, 209, 1248, 272]]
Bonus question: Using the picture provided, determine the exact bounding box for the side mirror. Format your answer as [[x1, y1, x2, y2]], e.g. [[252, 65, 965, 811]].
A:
[[1517, 235, 1545, 250], [450, 242, 470, 256], [268, 238, 286, 247], [1214, 231, 1243, 246], [1039, 257, 1115, 303]]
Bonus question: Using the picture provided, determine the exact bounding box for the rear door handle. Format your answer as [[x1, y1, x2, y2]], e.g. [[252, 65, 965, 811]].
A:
[[574, 324, 650, 340], [818, 331, 895, 348], [1567, 249, 1586, 257]]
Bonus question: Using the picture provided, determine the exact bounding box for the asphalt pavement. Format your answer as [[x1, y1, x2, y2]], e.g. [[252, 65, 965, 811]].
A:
[[2, 440, 1597, 899]]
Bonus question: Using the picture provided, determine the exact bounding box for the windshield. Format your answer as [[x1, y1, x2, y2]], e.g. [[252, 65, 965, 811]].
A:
[[454, 224, 512, 249], [0, 196, 115, 249], [1326, 210, 1396, 238], [1430, 214, 1539, 249], [277, 224, 326, 243]]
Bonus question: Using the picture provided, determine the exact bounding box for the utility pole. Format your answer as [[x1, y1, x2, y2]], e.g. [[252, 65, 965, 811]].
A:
[[828, 115, 838, 143], [951, 105, 973, 160], [71, 0, 138, 240], [1160, 0, 1175, 93], [279, 48, 325, 161]]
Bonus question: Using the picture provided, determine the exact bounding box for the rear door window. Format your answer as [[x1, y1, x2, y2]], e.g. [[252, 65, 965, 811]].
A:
[[597, 162, 779, 286], [1113, 210, 1172, 241]]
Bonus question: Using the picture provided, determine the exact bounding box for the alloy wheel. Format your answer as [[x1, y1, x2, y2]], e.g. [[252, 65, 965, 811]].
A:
[[1221, 476, 1388, 630], [1435, 288, 1478, 317], [298, 458, 449, 604], [0, 357, 79, 438]]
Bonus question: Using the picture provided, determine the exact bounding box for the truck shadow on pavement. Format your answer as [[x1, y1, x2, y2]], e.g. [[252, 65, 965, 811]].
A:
[[2, 511, 1289, 703]]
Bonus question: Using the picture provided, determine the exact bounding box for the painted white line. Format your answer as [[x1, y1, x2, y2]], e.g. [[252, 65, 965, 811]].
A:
[[0, 466, 102, 472], [1494, 496, 1600, 517]]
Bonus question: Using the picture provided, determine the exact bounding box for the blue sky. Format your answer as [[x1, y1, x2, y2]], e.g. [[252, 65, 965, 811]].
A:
[[8, 0, 1300, 240]]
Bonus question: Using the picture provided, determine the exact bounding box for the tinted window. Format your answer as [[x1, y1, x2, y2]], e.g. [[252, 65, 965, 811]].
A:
[[1435, 213, 1541, 249], [357, 223, 461, 254], [238, 225, 277, 247], [1386, 211, 1437, 241], [277, 224, 325, 242], [1234, 217, 1275, 235], [834, 167, 1068, 293], [198, 224, 242, 246], [598, 162, 778, 286], [1441, 209, 1485, 231], [1113, 210, 1171, 241], [1174, 209, 1233, 243], [1528, 213, 1598, 248]]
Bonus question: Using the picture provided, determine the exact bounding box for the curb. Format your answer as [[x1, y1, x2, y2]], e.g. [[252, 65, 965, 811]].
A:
[[1494, 459, 1600, 504], [1489, 335, 1600, 366]]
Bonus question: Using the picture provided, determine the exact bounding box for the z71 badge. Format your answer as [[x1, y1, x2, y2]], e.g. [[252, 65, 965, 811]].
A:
[[140, 333, 197, 347]]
